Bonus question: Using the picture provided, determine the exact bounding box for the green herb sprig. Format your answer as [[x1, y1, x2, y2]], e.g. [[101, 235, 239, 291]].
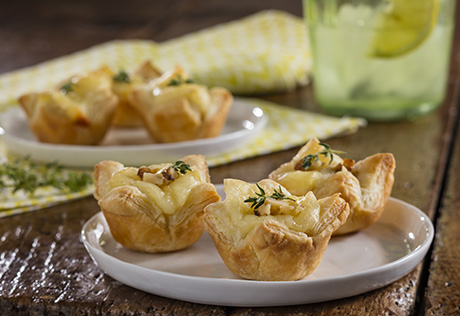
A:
[[244, 183, 267, 210], [270, 186, 296, 202], [60, 82, 74, 94], [172, 161, 192, 175], [167, 75, 195, 86], [113, 70, 131, 83], [244, 184, 295, 212], [300, 142, 346, 170], [0, 156, 92, 196]]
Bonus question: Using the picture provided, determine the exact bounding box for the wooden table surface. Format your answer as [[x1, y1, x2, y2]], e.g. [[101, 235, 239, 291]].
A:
[[1, 1, 459, 315]]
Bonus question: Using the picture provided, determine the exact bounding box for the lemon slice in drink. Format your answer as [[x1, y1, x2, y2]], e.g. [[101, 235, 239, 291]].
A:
[[369, 0, 439, 58]]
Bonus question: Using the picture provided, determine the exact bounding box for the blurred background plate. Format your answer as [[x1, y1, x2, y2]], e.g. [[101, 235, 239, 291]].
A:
[[0, 98, 267, 168]]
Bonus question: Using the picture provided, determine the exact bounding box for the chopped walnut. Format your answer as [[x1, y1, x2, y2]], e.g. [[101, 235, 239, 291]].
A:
[[294, 160, 304, 171], [161, 169, 175, 181], [137, 165, 179, 186], [137, 167, 153, 180]]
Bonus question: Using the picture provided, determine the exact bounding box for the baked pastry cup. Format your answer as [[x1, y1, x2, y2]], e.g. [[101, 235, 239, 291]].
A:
[[93, 155, 220, 253], [268, 137, 396, 235], [203, 179, 350, 281], [18, 67, 118, 145], [111, 60, 163, 127], [130, 66, 233, 143]]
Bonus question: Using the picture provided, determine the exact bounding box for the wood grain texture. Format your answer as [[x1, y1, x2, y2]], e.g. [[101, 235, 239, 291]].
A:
[[423, 3, 460, 314], [424, 80, 460, 315], [230, 268, 420, 316], [0, 198, 229, 315]]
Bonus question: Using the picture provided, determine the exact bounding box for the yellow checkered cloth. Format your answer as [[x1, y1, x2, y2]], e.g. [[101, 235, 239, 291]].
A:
[[0, 10, 366, 218]]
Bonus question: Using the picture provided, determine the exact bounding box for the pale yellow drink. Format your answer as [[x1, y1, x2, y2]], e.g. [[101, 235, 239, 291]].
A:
[[304, 0, 456, 121]]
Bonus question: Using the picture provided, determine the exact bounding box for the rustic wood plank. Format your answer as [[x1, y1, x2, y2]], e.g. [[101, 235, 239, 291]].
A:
[[0, 198, 106, 315], [230, 268, 420, 316], [0, 0, 178, 73], [146, 0, 303, 42], [424, 77, 460, 315], [0, 198, 229, 315], [422, 2, 460, 314]]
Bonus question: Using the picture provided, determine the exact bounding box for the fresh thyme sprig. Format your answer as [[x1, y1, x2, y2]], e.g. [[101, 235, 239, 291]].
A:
[[60, 82, 74, 94], [172, 161, 192, 175], [300, 142, 346, 170], [0, 156, 92, 196], [167, 75, 195, 86], [113, 70, 131, 83], [244, 184, 295, 211], [271, 186, 296, 202], [244, 183, 267, 210]]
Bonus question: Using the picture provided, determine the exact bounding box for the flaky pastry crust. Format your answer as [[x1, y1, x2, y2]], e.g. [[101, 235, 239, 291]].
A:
[[18, 67, 118, 145], [268, 138, 396, 235], [203, 179, 349, 281], [130, 66, 233, 143], [111, 60, 163, 127], [93, 155, 220, 253]]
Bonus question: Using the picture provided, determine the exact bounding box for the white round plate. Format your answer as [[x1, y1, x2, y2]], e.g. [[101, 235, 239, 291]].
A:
[[81, 185, 434, 307], [0, 98, 267, 168]]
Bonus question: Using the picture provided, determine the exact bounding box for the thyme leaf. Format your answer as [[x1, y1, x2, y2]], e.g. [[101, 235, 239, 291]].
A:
[[167, 75, 195, 86], [300, 142, 346, 170], [244, 183, 266, 210], [270, 186, 296, 202], [60, 82, 74, 94], [172, 161, 192, 175], [244, 184, 295, 212], [0, 156, 93, 196], [113, 70, 131, 83]]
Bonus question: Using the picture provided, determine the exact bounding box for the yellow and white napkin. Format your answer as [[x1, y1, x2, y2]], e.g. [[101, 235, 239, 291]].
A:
[[0, 146, 94, 218]]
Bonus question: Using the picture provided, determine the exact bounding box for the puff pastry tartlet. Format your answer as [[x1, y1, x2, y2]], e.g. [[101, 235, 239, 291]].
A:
[[203, 179, 349, 281], [18, 67, 118, 145], [269, 138, 396, 235], [111, 60, 163, 127], [130, 66, 233, 143], [93, 155, 220, 253]]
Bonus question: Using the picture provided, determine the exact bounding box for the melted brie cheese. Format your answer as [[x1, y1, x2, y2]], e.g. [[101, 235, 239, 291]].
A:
[[46, 67, 114, 121], [272, 170, 322, 196], [108, 164, 202, 215], [222, 179, 323, 241]]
